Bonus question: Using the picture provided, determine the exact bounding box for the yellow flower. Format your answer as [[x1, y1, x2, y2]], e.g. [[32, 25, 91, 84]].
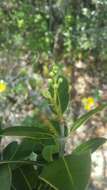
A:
[[84, 104, 92, 111], [0, 80, 7, 93], [87, 97, 95, 106], [82, 97, 95, 111]]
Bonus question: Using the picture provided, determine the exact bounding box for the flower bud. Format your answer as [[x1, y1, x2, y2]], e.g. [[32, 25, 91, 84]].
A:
[[49, 72, 55, 77], [58, 77, 63, 84], [48, 78, 53, 84], [54, 83, 59, 89]]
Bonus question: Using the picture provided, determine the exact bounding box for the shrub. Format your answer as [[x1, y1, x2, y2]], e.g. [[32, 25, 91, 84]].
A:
[[0, 66, 107, 190]]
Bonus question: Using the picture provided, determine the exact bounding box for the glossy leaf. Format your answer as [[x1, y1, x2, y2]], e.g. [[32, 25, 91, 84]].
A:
[[50, 76, 69, 114], [57, 76, 69, 113], [3, 139, 37, 161], [70, 104, 107, 133], [12, 165, 38, 190], [0, 127, 55, 141], [40, 152, 91, 190], [3, 142, 18, 160], [0, 165, 12, 190], [72, 138, 107, 154]]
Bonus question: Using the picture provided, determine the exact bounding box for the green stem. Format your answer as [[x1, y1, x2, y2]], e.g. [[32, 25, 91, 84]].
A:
[[59, 123, 65, 157]]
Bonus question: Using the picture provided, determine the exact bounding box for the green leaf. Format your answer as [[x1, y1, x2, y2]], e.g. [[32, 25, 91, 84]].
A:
[[49, 76, 69, 114], [40, 152, 91, 190], [57, 76, 69, 113], [0, 165, 12, 190], [70, 104, 107, 133], [1, 140, 38, 170], [3, 142, 18, 160], [11, 140, 36, 160], [0, 127, 54, 141], [12, 165, 38, 190], [72, 138, 107, 154], [42, 144, 59, 162], [3, 139, 37, 161], [0, 128, 56, 162]]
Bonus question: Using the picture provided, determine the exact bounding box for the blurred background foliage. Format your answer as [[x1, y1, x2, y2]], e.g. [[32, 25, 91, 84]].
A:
[[0, 0, 107, 61], [0, 0, 107, 92]]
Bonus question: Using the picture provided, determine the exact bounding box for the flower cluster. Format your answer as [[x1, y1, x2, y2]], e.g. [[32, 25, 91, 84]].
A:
[[42, 65, 63, 99], [82, 96, 96, 111]]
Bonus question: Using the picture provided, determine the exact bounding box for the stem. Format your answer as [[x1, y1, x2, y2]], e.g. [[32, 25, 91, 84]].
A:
[[50, 77, 66, 157], [59, 123, 65, 157]]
